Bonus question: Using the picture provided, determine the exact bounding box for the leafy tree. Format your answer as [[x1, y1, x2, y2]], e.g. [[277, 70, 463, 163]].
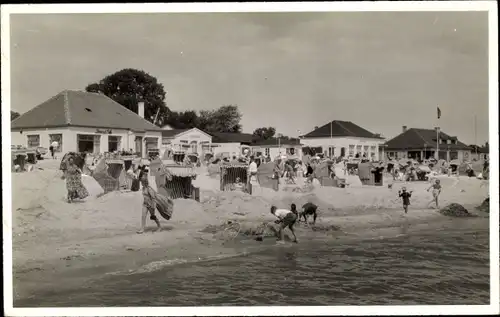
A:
[[85, 68, 168, 126], [163, 110, 200, 129], [11, 110, 21, 121], [252, 127, 276, 141], [198, 105, 242, 133]]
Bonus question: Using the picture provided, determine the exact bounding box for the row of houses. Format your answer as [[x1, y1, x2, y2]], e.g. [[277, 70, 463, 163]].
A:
[[10, 90, 488, 161]]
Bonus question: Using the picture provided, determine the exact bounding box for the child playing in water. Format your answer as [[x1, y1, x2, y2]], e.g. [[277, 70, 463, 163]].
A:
[[398, 187, 413, 214], [427, 179, 442, 208], [137, 172, 161, 234], [270, 205, 298, 243]]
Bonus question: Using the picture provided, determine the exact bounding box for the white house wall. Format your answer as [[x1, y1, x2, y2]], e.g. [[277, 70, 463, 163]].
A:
[[212, 142, 248, 157], [161, 128, 212, 156], [300, 136, 385, 160], [12, 126, 161, 157]]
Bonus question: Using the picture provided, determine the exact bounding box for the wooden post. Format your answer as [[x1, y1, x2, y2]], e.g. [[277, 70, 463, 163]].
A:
[[220, 166, 224, 191]]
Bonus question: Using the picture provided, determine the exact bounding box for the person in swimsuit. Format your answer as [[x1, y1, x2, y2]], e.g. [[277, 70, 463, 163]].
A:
[[427, 179, 442, 208], [137, 172, 161, 234], [398, 187, 413, 214], [270, 205, 298, 243]]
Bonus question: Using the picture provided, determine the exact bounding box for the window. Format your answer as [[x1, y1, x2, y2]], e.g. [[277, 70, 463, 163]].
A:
[[27, 135, 40, 148], [49, 134, 63, 152], [349, 145, 355, 157], [286, 147, 296, 155], [108, 136, 121, 152], [77, 134, 96, 153], [162, 138, 171, 145], [265, 148, 270, 156], [94, 135, 101, 154]]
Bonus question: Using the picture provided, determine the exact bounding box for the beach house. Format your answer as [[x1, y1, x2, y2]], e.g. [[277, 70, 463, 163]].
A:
[[384, 126, 472, 161], [469, 144, 489, 161], [210, 132, 254, 158], [11, 90, 162, 158], [299, 120, 385, 160], [251, 138, 303, 160], [160, 128, 213, 158]]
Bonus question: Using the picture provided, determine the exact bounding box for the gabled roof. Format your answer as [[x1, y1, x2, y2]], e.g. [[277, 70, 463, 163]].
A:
[[11, 90, 163, 132], [302, 120, 383, 139], [161, 127, 212, 140], [210, 132, 254, 144], [252, 138, 302, 147], [385, 128, 471, 151], [161, 129, 189, 137]]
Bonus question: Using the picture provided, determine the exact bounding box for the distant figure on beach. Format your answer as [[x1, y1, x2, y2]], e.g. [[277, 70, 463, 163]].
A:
[[299, 202, 318, 225], [247, 156, 258, 183], [65, 157, 89, 203], [398, 187, 413, 214], [427, 179, 442, 208], [50, 140, 59, 159], [270, 205, 298, 243], [137, 172, 161, 234]]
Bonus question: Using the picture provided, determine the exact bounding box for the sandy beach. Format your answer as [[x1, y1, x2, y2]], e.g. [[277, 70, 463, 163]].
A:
[[11, 159, 490, 301]]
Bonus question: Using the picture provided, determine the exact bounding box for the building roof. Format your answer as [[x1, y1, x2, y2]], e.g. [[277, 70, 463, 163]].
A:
[[385, 128, 471, 151], [301, 120, 383, 139], [252, 138, 302, 147], [210, 132, 254, 144], [469, 145, 489, 153], [11, 90, 163, 132], [161, 129, 189, 137]]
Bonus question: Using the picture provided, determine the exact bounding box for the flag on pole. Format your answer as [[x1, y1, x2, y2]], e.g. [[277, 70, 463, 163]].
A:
[[437, 107, 441, 119]]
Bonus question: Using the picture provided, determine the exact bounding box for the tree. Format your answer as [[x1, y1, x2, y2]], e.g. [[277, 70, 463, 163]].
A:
[[163, 110, 200, 129], [11, 110, 20, 121], [85, 68, 168, 126], [198, 105, 242, 133], [252, 127, 276, 141]]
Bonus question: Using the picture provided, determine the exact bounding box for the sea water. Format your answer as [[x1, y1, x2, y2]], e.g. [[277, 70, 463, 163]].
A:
[[15, 216, 490, 307]]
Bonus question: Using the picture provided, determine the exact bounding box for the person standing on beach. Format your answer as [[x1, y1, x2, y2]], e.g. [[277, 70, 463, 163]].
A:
[[270, 206, 298, 243], [398, 187, 413, 214], [427, 179, 442, 208], [137, 172, 162, 234]]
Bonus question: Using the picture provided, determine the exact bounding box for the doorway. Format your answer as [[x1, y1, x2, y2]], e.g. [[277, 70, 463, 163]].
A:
[[340, 147, 346, 157]]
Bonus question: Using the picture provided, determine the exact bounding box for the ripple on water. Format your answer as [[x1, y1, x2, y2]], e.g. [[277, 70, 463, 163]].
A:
[[15, 227, 489, 307]]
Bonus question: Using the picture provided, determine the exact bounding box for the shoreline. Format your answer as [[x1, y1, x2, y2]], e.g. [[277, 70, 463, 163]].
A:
[[11, 161, 490, 303], [13, 206, 489, 303]]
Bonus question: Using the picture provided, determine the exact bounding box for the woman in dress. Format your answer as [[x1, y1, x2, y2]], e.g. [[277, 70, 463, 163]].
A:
[[65, 157, 89, 203]]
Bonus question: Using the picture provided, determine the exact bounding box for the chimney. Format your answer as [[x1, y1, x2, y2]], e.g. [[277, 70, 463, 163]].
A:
[[402, 126, 407, 133], [138, 101, 145, 118]]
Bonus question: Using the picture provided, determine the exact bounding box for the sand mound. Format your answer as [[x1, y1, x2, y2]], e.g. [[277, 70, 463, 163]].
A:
[[200, 220, 279, 242], [476, 197, 490, 213], [438, 203, 473, 217]]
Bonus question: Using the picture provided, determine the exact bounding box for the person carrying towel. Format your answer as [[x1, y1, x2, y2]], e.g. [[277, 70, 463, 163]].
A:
[[137, 172, 161, 234]]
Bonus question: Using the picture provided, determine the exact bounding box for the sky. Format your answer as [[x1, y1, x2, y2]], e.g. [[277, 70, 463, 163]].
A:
[[9, 11, 489, 144]]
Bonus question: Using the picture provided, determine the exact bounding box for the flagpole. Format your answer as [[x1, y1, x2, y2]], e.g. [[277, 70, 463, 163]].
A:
[[436, 106, 440, 160], [474, 115, 478, 157], [330, 121, 333, 158]]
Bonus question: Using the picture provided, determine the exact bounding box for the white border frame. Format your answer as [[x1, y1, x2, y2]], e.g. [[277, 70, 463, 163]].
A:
[[2, 2, 498, 316]]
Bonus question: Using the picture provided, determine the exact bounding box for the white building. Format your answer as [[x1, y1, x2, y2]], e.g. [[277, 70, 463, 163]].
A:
[[11, 90, 162, 158], [252, 138, 303, 160], [210, 132, 254, 158], [299, 120, 385, 160], [160, 128, 213, 158]]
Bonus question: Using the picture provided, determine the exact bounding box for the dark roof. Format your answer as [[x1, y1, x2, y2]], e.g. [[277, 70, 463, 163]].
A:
[[11, 90, 163, 132], [161, 129, 189, 137], [385, 128, 471, 151], [301, 120, 383, 139], [210, 132, 254, 144], [469, 145, 489, 153], [252, 138, 302, 147]]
